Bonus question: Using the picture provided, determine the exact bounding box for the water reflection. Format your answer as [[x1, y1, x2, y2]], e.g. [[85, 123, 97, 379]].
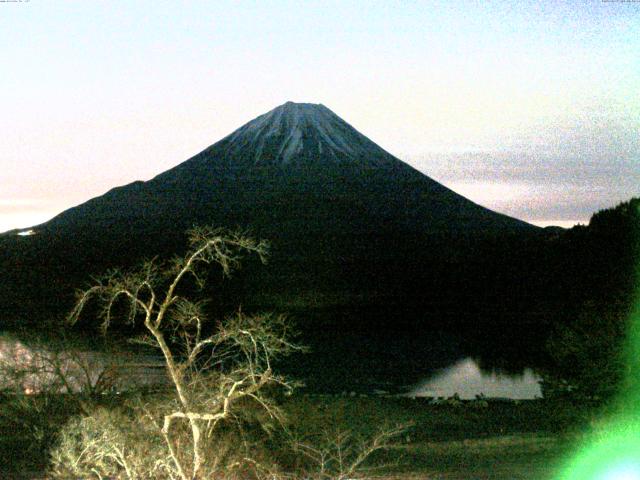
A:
[[0, 332, 165, 394], [406, 357, 542, 400], [2, 330, 543, 399]]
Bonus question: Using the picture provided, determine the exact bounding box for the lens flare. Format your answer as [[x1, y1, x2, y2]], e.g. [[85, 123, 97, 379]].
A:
[[556, 418, 640, 480], [555, 203, 640, 479], [599, 463, 640, 480]]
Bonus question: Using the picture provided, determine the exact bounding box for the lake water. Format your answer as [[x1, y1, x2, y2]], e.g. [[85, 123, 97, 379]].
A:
[[0, 332, 166, 394], [406, 357, 542, 400], [1, 331, 543, 399]]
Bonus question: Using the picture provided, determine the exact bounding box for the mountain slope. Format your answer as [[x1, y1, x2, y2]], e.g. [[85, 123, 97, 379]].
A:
[[41, 102, 532, 235], [1, 102, 540, 327]]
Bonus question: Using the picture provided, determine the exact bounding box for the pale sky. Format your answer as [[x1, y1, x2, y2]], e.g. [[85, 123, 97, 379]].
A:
[[1, 1, 638, 233]]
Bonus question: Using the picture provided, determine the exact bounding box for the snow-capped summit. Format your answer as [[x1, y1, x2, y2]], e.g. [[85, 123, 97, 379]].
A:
[[214, 102, 397, 166], [1, 101, 538, 332], [39, 101, 535, 237]]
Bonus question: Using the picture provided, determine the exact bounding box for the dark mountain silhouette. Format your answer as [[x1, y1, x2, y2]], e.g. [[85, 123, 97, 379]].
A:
[[1, 102, 543, 334], [39, 102, 532, 235]]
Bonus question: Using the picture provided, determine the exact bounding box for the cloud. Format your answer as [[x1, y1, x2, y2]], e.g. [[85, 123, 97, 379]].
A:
[[0, 199, 61, 233], [403, 146, 639, 225], [407, 151, 637, 185], [0, 212, 58, 234]]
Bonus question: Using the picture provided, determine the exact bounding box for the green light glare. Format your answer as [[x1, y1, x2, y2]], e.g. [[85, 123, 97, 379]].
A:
[[555, 418, 640, 480], [600, 462, 640, 480], [621, 299, 640, 405], [555, 214, 640, 480]]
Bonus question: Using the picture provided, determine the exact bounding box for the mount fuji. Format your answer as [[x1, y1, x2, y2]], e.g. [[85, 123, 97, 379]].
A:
[[40, 101, 533, 234], [1, 102, 540, 326]]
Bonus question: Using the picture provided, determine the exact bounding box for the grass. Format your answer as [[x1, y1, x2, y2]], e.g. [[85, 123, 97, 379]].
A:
[[376, 434, 567, 479], [0, 392, 591, 479], [284, 395, 585, 439], [283, 395, 584, 479]]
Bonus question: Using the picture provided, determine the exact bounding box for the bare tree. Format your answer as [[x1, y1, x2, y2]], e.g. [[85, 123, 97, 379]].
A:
[[292, 424, 410, 480], [67, 227, 300, 480], [0, 332, 142, 399]]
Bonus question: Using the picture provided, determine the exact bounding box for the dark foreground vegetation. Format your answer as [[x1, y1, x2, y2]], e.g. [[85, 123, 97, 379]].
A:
[[0, 391, 594, 479], [0, 198, 638, 478], [2, 228, 410, 479]]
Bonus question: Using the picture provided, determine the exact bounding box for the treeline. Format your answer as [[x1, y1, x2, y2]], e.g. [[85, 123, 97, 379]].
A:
[[540, 197, 640, 402], [1, 196, 638, 401]]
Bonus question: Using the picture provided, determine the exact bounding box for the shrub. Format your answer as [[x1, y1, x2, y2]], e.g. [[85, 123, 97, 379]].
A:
[[32, 227, 406, 479]]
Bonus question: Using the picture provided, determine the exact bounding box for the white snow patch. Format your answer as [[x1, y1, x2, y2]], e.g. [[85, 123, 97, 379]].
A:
[[224, 102, 371, 164], [278, 126, 304, 163]]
